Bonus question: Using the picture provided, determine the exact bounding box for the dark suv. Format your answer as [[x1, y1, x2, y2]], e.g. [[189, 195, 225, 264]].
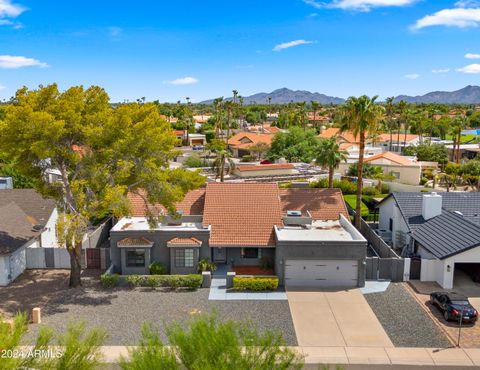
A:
[[430, 292, 478, 323]]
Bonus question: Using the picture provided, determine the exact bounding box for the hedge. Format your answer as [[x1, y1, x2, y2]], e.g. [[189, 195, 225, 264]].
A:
[[143, 274, 202, 289], [100, 273, 120, 288], [233, 276, 279, 291]]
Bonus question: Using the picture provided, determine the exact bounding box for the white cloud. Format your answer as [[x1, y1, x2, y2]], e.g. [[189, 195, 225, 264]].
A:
[[166, 77, 199, 85], [273, 39, 314, 51], [0, 0, 25, 18], [456, 63, 480, 73], [455, 0, 480, 7], [404, 73, 420, 79], [0, 55, 48, 69], [465, 52, 480, 59], [412, 8, 480, 29], [303, 0, 416, 12], [432, 68, 450, 73]]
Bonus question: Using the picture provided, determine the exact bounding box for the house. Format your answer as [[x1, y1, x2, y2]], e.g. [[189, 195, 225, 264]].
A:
[[233, 163, 296, 178], [377, 192, 480, 289], [227, 132, 275, 158], [247, 124, 281, 134], [337, 151, 427, 185], [109, 184, 367, 288], [0, 189, 58, 286], [174, 130, 206, 147]]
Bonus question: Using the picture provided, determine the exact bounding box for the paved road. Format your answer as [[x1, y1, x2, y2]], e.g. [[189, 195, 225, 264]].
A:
[[287, 289, 393, 347]]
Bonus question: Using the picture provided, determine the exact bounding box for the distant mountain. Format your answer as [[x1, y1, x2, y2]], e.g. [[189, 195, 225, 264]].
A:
[[200, 88, 345, 105], [394, 85, 480, 104]]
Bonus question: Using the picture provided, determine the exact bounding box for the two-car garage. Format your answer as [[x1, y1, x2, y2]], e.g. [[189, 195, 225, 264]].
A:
[[284, 259, 359, 288]]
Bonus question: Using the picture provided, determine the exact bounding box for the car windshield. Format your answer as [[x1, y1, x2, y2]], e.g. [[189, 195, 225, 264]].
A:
[[451, 300, 469, 305]]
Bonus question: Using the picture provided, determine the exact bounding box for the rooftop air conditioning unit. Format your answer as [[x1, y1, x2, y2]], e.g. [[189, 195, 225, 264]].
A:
[[286, 210, 302, 217]]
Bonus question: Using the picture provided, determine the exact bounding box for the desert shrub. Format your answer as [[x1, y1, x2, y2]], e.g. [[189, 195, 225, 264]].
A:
[[149, 261, 167, 275], [233, 277, 279, 291], [126, 274, 143, 288], [197, 259, 217, 273], [362, 186, 379, 196], [144, 275, 202, 289], [183, 154, 207, 168], [100, 273, 120, 288]]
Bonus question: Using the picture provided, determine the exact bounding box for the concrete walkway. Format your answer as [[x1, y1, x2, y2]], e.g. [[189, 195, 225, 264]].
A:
[[99, 345, 480, 366], [208, 277, 287, 300], [287, 289, 393, 347]]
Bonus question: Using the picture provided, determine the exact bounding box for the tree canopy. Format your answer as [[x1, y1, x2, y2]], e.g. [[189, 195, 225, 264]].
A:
[[268, 127, 320, 163]]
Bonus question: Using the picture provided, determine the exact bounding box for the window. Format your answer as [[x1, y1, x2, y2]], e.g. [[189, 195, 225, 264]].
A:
[[242, 248, 260, 259], [126, 250, 145, 267], [175, 249, 194, 267]]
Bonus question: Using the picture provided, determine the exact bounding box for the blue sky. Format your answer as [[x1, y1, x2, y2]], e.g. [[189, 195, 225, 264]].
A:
[[1, 0, 480, 102]]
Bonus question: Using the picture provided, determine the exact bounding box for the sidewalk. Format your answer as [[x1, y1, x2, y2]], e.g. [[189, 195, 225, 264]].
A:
[[100, 346, 480, 366]]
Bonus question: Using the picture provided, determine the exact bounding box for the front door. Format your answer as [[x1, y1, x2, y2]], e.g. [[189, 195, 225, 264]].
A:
[[213, 248, 226, 263]]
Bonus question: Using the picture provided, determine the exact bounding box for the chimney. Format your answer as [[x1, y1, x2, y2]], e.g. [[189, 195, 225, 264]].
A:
[[422, 192, 442, 221]]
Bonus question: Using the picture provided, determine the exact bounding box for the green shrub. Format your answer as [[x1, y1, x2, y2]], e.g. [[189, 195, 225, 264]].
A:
[[101, 273, 120, 288], [362, 186, 379, 196], [198, 258, 217, 273], [420, 177, 429, 185], [149, 261, 167, 275], [126, 274, 143, 288], [183, 154, 208, 168], [240, 155, 254, 162], [233, 277, 279, 291], [310, 178, 357, 195], [143, 274, 202, 289], [379, 183, 390, 194]]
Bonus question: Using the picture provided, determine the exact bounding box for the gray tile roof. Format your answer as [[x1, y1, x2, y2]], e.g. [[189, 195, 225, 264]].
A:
[[386, 192, 480, 259], [0, 189, 56, 255]]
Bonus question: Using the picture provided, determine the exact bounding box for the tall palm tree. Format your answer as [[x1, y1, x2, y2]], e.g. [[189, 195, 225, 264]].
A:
[[397, 100, 407, 153], [311, 101, 321, 132], [338, 95, 385, 228], [385, 97, 395, 151], [212, 149, 235, 182], [223, 100, 234, 144], [316, 137, 348, 188], [213, 97, 223, 139]]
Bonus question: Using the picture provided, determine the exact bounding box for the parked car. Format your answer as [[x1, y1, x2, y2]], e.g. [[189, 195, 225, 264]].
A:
[[192, 145, 204, 151], [430, 292, 478, 323]]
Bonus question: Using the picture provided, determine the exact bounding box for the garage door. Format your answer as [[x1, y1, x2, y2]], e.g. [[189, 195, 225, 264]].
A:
[[285, 259, 358, 288]]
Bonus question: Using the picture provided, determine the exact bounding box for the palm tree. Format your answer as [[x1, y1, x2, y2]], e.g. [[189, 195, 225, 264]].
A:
[[311, 101, 321, 132], [213, 97, 223, 139], [397, 100, 407, 153], [385, 97, 395, 151], [316, 137, 348, 188], [451, 112, 468, 164], [212, 149, 235, 182], [338, 95, 385, 228], [223, 100, 234, 144]]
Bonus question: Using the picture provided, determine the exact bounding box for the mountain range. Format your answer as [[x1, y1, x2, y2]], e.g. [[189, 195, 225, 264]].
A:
[[200, 86, 480, 105]]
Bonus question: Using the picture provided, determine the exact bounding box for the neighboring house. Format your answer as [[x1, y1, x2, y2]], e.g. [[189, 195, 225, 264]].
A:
[[377, 192, 480, 289], [337, 151, 428, 186], [445, 143, 480, 161], [174, 131, 206, 147], [227, 132, 275, 158], [233, 163, 296, 178], [0, 189, 58, 286], [109, 184, 367, 288]]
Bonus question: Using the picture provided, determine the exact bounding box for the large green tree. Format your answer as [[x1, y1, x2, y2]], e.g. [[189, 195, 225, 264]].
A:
[[268, 127, 320, 163], [337, 95, 385, 228], [0, 84, 204, 287]]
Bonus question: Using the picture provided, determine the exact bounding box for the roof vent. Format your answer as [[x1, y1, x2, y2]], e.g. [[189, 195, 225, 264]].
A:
[[287, 210, 302, 217], [32, 224, 44, 232]]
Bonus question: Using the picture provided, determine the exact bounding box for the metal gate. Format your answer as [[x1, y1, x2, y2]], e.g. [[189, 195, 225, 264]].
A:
[[410, 258, 421, 280], [86, 249, 101, 269]]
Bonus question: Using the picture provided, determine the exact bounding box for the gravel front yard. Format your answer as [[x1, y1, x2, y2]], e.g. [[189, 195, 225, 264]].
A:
[[364, 283, 451, 348], [24, 284, 297, 346]]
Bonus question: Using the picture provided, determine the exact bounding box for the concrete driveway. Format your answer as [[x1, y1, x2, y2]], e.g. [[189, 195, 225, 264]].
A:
[[287, 289, 393, 347]]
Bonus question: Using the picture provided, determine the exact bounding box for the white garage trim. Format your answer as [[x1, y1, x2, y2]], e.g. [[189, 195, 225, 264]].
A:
[[285, 259, 358, 288]]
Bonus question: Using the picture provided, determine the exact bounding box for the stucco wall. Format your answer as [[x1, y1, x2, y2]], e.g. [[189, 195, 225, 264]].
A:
[[41, 207, 59, 248], [274, 240, 367, 287], [0, 245, 26, 286], [378, 198, 410, 250]]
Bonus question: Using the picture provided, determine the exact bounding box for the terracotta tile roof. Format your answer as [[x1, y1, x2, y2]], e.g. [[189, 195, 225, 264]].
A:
[[167, 237, 202, 246], [128, 188, 206, 217], [279, 188, 349, 221], [203, 183, 282, 247], [364, 151, 415, 166], [236, 164, 295, 172], [339, 142, 355, 150], [228, 132, 274, 149], [174, 130, 185, 136], [117, 237, 153, 247], [320, 129, 418, 144]]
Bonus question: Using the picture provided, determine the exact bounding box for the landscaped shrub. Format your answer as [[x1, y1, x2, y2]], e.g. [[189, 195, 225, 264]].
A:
[[126, 274, 143, 287], [100, 273, 120, 288], [420, 177, 429, 185], [310, 179, 357, 195], [149, 261, 167, 275], [379, 183, 390, 194], [362, 186, 379, 196], [144, 274, 202, 289], [233, 276, 279, 291], [197, 259, 217, 273]]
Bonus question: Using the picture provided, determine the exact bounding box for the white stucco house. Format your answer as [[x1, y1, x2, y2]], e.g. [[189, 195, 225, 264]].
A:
[[377, 192, 480, 289], [0, 189, 59, 286]]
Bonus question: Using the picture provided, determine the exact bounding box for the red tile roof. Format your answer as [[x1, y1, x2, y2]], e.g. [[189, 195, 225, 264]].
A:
[[279, 188, 349, 221], [128, 188, 206, 217], [202, 183, 282, 247], [117, 237, 153, 247], [364, 151, 414, 166], [228, 132, 274, 149], [167, 237, 202, 246], [236, 163, 294, 172]]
